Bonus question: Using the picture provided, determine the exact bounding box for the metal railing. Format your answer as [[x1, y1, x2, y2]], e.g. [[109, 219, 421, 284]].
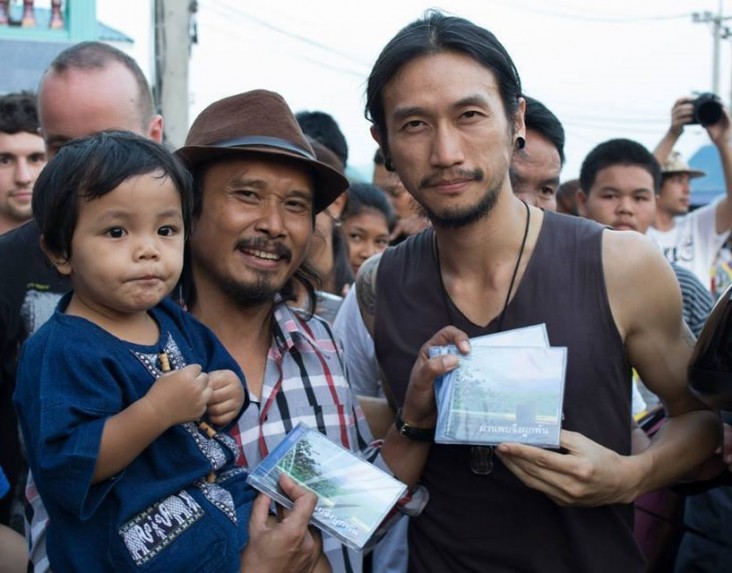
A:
[[0, 1, 64, 29]]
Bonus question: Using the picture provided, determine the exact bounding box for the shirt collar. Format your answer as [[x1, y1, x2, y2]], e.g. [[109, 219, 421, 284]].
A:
[[271, 298, 320, 354]]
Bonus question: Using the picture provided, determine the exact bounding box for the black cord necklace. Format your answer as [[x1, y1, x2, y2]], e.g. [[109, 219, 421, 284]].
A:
[[435, 200, 531, 474], [436, 199, 531, 332], [495, 199, 531, 332]]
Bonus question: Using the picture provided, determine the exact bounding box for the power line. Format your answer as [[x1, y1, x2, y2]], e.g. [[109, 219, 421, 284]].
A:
[[489, 0, 691, 23], [206, 0, 372, 74], [693, 6, 732, 96], [557, 114, 667, 125]]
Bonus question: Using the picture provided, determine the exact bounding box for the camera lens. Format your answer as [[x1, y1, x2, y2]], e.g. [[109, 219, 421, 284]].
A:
[[694, 93, 723, 126]]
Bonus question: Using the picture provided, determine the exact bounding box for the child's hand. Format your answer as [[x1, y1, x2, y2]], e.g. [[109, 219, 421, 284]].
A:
[[145, 364, 212, 428], [206, 369, 245, 427]]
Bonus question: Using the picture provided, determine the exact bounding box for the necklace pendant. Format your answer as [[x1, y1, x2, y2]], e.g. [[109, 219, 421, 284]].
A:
[[470, 445, 494, 475]]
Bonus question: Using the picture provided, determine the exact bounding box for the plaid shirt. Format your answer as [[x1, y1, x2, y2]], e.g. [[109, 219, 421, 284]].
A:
[[232, 300, 377, 467], [232, 300, 379, 573]]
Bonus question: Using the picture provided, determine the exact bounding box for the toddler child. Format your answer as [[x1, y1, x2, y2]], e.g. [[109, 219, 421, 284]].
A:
[[13, 131, 256, 572]]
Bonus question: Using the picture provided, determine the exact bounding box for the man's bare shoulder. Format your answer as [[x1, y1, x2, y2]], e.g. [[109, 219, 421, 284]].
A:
[[602, 228, 670, 271], [602, 228, 682, 338]]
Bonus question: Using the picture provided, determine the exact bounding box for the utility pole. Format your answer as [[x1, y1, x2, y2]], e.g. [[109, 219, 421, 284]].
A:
[[154, 0, 197, 150], [722, 26, 732, 109], [693, 0, 732, 98]]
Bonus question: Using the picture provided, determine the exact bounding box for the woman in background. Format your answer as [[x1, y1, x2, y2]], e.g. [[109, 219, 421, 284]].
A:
[[341, 183, 395, 276]]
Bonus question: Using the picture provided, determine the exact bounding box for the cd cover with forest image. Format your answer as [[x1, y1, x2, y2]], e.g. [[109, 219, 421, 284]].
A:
[[247, 423, 407, 550], [432, 345, 567, 447]]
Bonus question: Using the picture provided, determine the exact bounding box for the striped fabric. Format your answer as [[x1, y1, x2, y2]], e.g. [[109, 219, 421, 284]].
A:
[[672, 263, 714, 337]]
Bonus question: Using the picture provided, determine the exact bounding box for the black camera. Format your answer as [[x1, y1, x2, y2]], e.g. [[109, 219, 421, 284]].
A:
[[689, 92, 723, 126]]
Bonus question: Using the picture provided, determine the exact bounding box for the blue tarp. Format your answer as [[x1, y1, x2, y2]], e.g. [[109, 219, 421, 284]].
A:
[[689, 144, 726, 207]]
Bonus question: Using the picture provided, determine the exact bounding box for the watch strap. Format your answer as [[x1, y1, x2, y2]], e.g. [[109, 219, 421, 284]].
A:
[[395, 408, 435, 442]]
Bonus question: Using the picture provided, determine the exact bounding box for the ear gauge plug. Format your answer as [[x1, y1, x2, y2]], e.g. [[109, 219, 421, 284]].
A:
[[516, 137, 526, 150]]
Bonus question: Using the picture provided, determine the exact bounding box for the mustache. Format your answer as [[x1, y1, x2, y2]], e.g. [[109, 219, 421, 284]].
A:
[[419, 168, 484, 190], [235, 237, 292, 263]]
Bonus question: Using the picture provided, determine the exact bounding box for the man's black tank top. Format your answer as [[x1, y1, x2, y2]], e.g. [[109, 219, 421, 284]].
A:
[[374, 210, 644, 572]]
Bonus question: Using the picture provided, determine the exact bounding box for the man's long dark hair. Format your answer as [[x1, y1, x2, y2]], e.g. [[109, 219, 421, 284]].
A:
[[365, 10, 523, 160]]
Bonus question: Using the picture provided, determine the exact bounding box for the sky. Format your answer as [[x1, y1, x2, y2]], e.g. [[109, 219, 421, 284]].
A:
[[97, 0, 730, 182]]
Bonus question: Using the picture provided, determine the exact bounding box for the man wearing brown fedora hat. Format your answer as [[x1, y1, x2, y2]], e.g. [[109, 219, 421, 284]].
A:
[[177, 89, 427, 573], [649, 96, 732, 292]]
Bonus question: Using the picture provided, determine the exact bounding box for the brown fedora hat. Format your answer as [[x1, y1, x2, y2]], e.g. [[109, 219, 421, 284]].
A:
[[176, 90, 349, 213]]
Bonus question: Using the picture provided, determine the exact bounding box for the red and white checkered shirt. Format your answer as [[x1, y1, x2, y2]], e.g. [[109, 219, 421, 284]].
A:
[[232, 301, 383, 573], [232, 301, 377, 468]]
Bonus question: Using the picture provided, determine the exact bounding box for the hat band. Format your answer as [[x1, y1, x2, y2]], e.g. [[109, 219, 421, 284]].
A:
[[210, 135, 316, 160]]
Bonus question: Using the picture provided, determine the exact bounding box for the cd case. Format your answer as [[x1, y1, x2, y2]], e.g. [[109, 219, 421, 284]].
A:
[[246, 423, 407, 551], [431, 326, 567, 447]]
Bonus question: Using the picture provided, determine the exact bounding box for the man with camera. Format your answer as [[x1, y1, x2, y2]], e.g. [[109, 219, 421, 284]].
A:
[[655, 93, 732, 573], [648, 94, 732, 292]]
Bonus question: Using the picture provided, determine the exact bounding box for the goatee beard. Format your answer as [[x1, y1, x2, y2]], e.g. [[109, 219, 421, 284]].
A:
[[416, 167, 500, 229], [215, 236, 293, 307], [422, 186, 500, 230], [221, 275, 279, 308]]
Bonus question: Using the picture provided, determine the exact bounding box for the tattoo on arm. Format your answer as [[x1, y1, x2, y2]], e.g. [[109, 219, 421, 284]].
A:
[[356, 254, 381, 319]]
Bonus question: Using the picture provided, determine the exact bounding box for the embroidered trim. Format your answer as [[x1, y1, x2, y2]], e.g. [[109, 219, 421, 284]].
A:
[[216, 467, 246, 483], [182, 422, 228, 471], [164, 334, 186, 372], [119, 490, 203, 566], [195, 480, 237, 524], [215, 431, 239, 458], [132, 334, 186, 380]]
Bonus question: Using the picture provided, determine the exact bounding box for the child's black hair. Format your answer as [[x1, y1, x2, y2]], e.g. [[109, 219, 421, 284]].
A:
[[33, 130, 193, 260]]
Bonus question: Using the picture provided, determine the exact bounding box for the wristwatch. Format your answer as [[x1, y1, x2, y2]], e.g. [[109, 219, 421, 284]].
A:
[[395, 408, 435, 442]]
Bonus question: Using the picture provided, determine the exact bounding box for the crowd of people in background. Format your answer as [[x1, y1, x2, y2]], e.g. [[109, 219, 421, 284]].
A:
[[2, 9, 732, 573]]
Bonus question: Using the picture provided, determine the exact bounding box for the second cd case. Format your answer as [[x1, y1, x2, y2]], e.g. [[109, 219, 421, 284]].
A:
[[246, 423, 407, 551], [431, 339, 567, 448]]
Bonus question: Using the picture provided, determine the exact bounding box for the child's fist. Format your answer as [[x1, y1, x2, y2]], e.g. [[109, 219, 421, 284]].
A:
[[147, 364, 212, 427], [206, 369, 246, 426]]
